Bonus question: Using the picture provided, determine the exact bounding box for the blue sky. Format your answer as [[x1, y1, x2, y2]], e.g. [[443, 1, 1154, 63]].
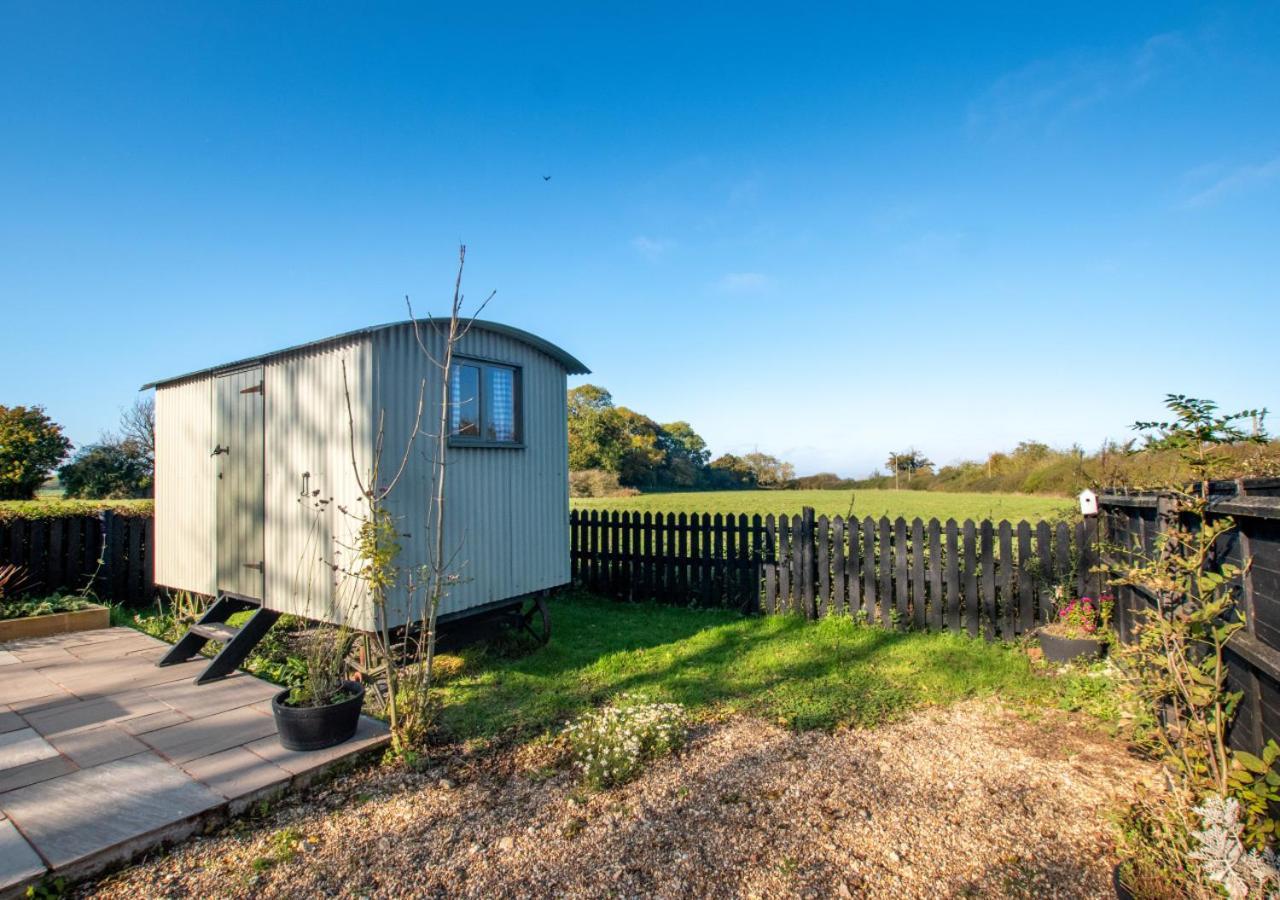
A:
[[2, 2, 1277, 477]]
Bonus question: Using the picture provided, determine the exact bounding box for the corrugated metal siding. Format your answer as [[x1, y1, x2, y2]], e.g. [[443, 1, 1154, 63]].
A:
[[263, 337, 375, 629], [154, 376, 215, 595], [372, 322, 571, 628]]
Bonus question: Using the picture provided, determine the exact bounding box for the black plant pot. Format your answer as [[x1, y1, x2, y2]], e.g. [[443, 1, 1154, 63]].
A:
[[272, 681, 364, 751], [1038, 629, 1104, 664]]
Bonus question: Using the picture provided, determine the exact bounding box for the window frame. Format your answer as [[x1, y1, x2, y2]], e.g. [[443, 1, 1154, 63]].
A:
[[447, 356, 524, 449]]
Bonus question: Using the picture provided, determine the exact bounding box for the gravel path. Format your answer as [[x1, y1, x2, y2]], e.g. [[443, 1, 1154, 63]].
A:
[[82, 699, 1156, 899]]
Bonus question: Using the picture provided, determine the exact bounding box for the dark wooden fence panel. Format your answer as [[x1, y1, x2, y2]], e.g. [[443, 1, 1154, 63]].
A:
[[570, 505, 1095, 643], [0, 511, 153, 605], [1100, 479, 1280, 756]]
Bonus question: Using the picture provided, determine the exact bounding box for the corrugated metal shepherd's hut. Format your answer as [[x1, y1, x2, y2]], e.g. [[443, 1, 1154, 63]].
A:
[[143, 319, 588, 682]]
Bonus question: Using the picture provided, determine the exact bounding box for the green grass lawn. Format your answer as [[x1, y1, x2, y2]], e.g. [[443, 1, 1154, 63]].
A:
[[571, 489, 1073, 524], [437, 591, 1116, 741]]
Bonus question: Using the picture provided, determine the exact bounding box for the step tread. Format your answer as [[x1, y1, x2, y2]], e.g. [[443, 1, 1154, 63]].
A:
[[191, 622, 241, 642]]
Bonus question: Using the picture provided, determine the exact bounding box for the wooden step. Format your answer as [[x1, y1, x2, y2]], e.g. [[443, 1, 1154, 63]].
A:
[[191, 622, 240, 643]]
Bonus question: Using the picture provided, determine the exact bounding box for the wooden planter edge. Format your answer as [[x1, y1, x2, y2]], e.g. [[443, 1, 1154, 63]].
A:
[[0, 605, 111, 641]]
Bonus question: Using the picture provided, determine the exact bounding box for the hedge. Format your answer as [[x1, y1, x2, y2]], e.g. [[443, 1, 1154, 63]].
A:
[[0, 499, 154, 523]]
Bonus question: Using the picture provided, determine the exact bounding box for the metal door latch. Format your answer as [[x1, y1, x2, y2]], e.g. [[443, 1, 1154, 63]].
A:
[[242, 561, 264, 572], [211, 445, 229, 456]]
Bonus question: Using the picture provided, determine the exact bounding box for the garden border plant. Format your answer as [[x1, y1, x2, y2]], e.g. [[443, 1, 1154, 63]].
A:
[[1107, 395, 1280, 898]]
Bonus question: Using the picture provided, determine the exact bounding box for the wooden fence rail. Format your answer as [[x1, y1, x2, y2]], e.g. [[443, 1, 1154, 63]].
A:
[[570, 507, 1099, 641], [0, 512, 153, 605]]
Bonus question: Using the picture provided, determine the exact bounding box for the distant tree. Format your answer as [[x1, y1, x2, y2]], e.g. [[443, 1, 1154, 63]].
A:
[[568, 385, 626, 471], [568, 384, 615, 418], [902, 447, 933, 483], [886, 447, 932, 488], [708, 453, 756, 488], [1012, 440, 1052, 461], [59, 441, 152, 499], [0, 405, 72, 499], [741, 451, 794, 488], [119, 397, 155, 463], [568, 386, 717, 489], [658, 421, 710, 487], [791, 472, 849, 490]]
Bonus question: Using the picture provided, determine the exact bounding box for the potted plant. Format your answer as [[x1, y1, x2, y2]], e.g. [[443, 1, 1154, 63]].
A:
[[271, 626, 364, 751], [1038, 588, 1113, 664]]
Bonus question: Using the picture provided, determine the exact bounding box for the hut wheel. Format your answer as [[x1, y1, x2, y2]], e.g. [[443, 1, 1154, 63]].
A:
[[520, 594, 551, 644]]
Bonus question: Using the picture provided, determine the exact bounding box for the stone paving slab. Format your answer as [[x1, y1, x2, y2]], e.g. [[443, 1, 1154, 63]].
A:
[[0, 755, 77, 794], [0, 819, 45, 895], [0, 729, 59, 770], [245, 715, 390, 776], [1, 753, 224, 870], [140, 704, 279, 764], [0, 626, 390, 896], [48, 725, 148, 769], [180, 746, 291, 799]]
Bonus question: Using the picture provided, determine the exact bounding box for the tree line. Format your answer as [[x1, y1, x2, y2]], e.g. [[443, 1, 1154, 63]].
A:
[[0, 400, 154, 500], [568, 385, 795, 496]]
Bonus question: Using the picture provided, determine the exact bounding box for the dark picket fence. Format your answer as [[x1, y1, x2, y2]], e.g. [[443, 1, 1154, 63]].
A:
[[0, 512, 154, 605], [1099, 480, 1280, 755], [570, 507, 1099, 641]]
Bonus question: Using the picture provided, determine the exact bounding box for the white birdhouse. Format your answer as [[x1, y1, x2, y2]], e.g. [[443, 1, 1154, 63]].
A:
[[1078, 488, 1098, 516]]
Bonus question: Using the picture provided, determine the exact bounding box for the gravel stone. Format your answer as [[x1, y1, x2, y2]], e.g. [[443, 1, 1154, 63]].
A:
[[79, 699, 1156, 899]]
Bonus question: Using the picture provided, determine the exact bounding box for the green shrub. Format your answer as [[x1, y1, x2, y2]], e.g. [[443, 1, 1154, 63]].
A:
[[564, 694, 687, 788], [569, 468, 639, 499], [0, 499, 153, 522], [1, 593, 98, 620], [59, 442, 152, 499]]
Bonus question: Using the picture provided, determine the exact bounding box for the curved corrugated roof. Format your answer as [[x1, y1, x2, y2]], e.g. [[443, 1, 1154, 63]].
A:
[[141, 318, 590, 389]]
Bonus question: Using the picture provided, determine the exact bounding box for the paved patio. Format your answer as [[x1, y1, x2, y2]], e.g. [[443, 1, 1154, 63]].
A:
[[0, 627, 389, 897]]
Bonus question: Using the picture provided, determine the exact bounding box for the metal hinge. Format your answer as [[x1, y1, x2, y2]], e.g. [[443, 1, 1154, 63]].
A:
[[240, 381, 264, 395]]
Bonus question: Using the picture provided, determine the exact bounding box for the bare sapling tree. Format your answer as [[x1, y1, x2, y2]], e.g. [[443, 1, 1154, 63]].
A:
[[332, 243, 492, 756], [406, 245, 494, 709]]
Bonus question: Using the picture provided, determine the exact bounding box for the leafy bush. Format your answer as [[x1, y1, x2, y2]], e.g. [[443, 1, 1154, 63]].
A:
[[564, 694, 687, 788], [569, 468, 639, 499], [0, 405, 71, 500], [1, 593, 99, 620], [0, 499, 153, 522]]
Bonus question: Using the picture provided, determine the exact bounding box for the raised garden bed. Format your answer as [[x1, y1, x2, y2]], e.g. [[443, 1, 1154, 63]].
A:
[[0, 602, 110, 640]]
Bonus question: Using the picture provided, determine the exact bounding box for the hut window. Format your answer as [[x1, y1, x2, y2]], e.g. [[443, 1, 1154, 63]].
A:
[[450, 360, 521, 445]]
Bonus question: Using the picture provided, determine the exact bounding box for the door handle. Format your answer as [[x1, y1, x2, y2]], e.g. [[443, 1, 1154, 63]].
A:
[[211, 444, 229, 456]]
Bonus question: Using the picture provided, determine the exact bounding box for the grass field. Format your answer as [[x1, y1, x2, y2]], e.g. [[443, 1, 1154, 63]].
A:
[[572, 489, 1073, 523], [436, 591, 1116, 740]]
